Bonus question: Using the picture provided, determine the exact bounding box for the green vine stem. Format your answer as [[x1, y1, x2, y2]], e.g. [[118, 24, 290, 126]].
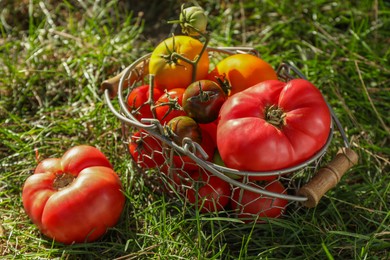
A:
[[169, 31, 210, 84], [151, 89, 183, 121], [157, 29, 210, 86]]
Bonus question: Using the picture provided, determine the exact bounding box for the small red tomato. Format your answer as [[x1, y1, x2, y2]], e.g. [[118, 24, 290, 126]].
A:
[[127, 85, 163, 120], [154, 88, 187, 124], [186, 169, 231, 213], [128, 130, 165, 169], [182, 80, 227, 123], [22, 145, 125, 244], [231, 181, 288, 223]]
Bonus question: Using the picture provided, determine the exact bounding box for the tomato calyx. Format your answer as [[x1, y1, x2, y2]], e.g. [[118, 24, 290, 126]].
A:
[[187, 81, 213, 103], [153, 90, 184, 121], [53, 173, 75, 190], [214, 74, 231, 95], [265, 105, 286, 128], [130, 100, 149, 118], [160, 36, 195, 67], [160, 38, 180, 65]]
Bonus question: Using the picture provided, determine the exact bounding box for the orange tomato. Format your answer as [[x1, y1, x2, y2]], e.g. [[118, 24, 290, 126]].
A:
[[207, 53, 278, 96], [149, 35, 209, 91]]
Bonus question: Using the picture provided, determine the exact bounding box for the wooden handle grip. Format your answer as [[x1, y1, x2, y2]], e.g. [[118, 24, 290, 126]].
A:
[[100, 60, 149, 99], [100, 71, 125, 98], [298, 147, 358, 208]]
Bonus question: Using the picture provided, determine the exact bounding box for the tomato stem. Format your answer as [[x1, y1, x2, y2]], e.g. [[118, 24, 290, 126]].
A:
[[162, 32, 210, 86], [152, 89, 183, 121], [265, 105, 286, 128], [167, 19, 180, 24], [191, 33, 210, 82], [170, 52, 195, 66], [196, 81, 211, 102], [147, 75, 158, 119], [53, 173, 75, 190], [214, 74, 231, 95]]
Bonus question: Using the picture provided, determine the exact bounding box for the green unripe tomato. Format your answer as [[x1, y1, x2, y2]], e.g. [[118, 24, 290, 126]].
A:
[[179, 6, 208, 36]]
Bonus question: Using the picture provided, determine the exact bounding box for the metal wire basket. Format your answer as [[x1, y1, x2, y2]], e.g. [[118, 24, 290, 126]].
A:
[[101, 46, 358, 221]]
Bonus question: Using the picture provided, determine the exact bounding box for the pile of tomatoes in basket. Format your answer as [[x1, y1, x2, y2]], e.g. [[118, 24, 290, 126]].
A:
[[126, 5, 332, 221]]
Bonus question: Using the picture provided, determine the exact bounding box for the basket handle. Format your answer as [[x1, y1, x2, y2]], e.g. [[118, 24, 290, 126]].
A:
[[297, 147, 358, 208], [100, 59, 149, 99]]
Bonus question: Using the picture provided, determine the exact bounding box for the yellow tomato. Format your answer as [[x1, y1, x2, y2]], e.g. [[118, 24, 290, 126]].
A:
[[207, 53, 278, 96], [149, 35, 209, 90]]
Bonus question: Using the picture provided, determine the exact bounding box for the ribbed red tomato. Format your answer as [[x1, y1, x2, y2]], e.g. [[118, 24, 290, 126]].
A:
[[22, 145, 125, 244], [217, 79, 331, 174]]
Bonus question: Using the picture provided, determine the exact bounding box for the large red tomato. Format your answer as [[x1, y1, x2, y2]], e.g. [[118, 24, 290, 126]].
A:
[[127, 85, 163, 120], [149, 35, 209, 91], [22, 145, 125, 244], [217, 79, 331, 172], [207, 53, 278, 96], [231, 181, 288, 222], [186, 169, 231, 213]]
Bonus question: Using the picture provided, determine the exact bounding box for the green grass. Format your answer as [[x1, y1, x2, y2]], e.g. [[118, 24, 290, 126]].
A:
[[1, 0, 389, 259]]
